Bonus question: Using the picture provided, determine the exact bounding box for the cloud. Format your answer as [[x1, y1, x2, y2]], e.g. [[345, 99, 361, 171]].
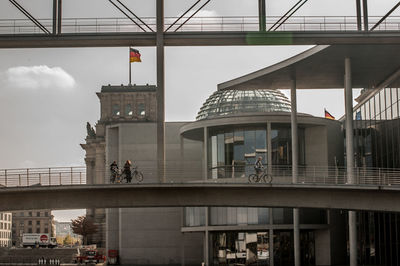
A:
[[5, 65, 76, 90], [178, 9, 218, 17]]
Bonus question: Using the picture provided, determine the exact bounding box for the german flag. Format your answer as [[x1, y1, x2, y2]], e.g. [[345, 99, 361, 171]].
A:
[[324, 109, 335, 120], [130, 48, 141, 63]]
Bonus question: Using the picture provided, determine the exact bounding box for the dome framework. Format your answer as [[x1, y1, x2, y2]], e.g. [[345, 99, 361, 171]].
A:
[[196, 89, 291, 120]]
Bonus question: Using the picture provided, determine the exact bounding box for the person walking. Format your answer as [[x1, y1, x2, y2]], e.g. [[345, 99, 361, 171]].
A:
[[110, 161, 118, 183]]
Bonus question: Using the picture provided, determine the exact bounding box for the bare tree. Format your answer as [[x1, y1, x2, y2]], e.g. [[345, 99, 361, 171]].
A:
[[71, 216, 98, 245]]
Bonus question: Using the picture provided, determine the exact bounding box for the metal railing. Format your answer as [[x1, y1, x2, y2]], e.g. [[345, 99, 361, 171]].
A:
[[1, 164, 400, 188], [1, 15, 400, 35], [0, 166, 86, 187], [208, 164, 400, 186]]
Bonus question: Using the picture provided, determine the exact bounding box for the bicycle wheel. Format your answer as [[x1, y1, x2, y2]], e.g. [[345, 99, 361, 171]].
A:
[[248, 174, 258, 183], [134, 172, 144, 182], [263, 174, 272, 183]]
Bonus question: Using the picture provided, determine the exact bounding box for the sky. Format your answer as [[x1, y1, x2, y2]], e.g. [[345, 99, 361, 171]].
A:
[[1, 0, 399, 221]]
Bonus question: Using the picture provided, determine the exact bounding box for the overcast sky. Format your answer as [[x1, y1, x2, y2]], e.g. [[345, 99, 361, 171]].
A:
[[1, 0, 399, 221]]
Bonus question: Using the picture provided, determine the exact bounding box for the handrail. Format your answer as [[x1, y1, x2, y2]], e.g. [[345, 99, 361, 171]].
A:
[[1, 15, 400, 35]]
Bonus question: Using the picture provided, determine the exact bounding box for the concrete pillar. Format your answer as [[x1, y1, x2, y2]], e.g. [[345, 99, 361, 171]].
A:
[[203, 127, 208, 180], [345, 57, 357, 266], [291, 78, 300, 266], [204, 207, 209, 266], [269, 208, 274, 266], [156, 0, 165, 183], [267, 122, 272, 177], [258, 0, 266, 31]]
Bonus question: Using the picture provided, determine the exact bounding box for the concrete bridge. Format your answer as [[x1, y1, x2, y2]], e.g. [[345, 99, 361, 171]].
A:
[[1, 183, 399, 212]]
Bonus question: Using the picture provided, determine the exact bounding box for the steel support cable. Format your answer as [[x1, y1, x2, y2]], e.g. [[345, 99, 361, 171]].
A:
[[272, 0, 309, 31], [108, 0, 147, 32], [370, 0, 400, 31], [8, 0, 51, 34], [115, 0, 154, 32], [268, 0, 305, 31], [165, 0, 201, 32], [174, 0, 212, 32]]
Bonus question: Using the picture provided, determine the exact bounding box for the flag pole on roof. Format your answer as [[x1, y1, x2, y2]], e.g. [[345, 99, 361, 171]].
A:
[[129, 47, 142, 85]]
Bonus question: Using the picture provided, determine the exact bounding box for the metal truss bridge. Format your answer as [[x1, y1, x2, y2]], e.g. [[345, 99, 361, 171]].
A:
[[2, 0, 400, 47]]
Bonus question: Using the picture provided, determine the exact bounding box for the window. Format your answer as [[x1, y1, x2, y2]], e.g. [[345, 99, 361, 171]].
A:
[[28, 212, 32, 217], [36, 221, 40, 225], [44, 212, 49, 217], [138, 103, 145, 116], [36, 228, 40, 233], [112, 104, 120, 116], [125, 104, 133, 116], [44, 228, 48, 233], [36, 212, 40, 217], [28, 228, 32, 233], [28, 221, 32, 225]]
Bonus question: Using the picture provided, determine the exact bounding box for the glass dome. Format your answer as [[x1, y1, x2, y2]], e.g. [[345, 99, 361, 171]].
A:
[[196, 89, 291, 120]]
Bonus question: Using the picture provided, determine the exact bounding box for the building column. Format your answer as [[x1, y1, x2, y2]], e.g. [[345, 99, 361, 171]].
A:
[[345, 57, 357, 266], [269, 208, 274, 266], [156, 0, 165, 183], [204, 207, 209, 266], [203, 127, 208, 180], [291, 78, 300, 266], [267, 122, 272, 177], [258, 0, 266, 31]]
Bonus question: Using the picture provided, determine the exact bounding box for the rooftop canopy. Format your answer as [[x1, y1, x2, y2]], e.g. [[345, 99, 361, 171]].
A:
[[218, 44, 400, 91]]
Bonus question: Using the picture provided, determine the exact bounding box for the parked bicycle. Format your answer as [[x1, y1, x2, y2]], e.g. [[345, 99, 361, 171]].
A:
[[110, 167, 143, 183], [248, 169, 273, 183]]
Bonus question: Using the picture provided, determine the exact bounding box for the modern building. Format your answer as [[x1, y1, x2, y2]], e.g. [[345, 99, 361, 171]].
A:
[[82, 84, 347, 265], [0, 212, 12, 247], [348, 86, 400, 265], [54, 221, 79, 239], [11, 210, 54, 247]]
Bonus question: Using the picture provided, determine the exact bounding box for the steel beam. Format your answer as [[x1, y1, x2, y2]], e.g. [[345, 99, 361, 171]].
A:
[[57, 0, 62, 34], [174, 0, 212, 32], [258, 0, 266, 31], [8, 0, 50, 34], [3, 31, 400, 48], [115, 0, 154, 32], [52, 0, 57, 34], [371, 1, 400, 31], [156, 0, 165, 183], [268, 0, 308, 31], [108, 0, 147, 32], [363, 0, 368, 31], [166, 0, 201, 32], [356, 0, 362, 31]]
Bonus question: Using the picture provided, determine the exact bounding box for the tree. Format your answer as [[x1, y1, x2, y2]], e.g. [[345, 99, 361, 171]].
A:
[[71, 215, 98, 245], [63, 234, 73, 246]]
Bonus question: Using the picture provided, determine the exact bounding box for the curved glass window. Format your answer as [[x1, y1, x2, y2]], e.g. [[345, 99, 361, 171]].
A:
[[197, 89, 291, 120]]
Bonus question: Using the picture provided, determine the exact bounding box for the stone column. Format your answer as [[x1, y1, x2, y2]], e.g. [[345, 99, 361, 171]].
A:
[[291, 78, 300, 266], [345, 57, 357, 266]]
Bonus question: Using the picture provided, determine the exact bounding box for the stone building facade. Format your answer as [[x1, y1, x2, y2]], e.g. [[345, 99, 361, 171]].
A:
[[81, 84, 157, 247], [0, 212, 12, 247], [11, 210, 54, 247]]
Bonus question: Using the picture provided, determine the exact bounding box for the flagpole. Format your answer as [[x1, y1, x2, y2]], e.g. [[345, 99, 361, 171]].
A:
[[129, 46, 132, 85]]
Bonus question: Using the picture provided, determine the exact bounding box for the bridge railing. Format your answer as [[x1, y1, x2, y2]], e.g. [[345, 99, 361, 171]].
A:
[[0, 166, 86, 187], [1, 164, 400, 187], [208, 164, 400, 186], [1, 16, 400, 35]]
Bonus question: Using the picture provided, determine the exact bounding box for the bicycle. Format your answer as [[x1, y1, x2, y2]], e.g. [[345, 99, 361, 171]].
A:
[[248, 168, 273, 183], [110, 167, 143, 183]]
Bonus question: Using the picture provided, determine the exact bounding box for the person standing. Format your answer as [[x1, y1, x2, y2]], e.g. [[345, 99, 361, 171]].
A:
[[110, 161, 118, 183], [123, 160, 132, 183]]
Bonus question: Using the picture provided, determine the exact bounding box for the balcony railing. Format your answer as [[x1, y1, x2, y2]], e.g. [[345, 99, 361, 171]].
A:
[[0, 16, 400, 35]]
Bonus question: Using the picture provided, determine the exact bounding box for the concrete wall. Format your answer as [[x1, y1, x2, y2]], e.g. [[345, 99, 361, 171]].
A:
[[305, 126, 328, 166], [105, 122, 204, 265]]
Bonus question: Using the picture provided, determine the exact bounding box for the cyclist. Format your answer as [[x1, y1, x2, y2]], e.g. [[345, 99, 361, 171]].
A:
[[110, 161, 118, 183], [123, 160, 132, 183], [254, 156, 264, 177]]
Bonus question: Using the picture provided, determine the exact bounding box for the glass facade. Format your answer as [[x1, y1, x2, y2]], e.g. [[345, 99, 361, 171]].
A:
[[350, 87, 400, 266], [197, 89, 291, 121], [352, 87, 400, 168], [208, 126, 305, 179]]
